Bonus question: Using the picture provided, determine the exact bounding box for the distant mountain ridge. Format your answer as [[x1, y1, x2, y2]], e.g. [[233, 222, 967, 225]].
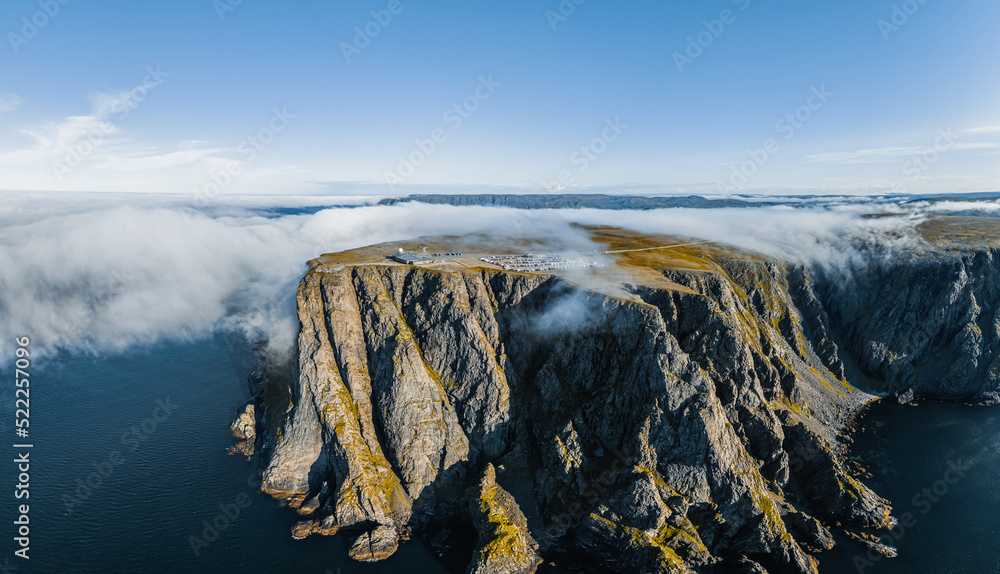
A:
[[378, 193, 771, 210], [377, 192, 1000, 213]]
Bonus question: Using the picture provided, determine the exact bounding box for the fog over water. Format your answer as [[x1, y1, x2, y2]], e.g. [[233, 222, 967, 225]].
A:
[[0, 192, 940, 361]]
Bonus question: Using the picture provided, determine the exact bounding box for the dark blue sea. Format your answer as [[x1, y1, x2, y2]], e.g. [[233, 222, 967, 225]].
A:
[[2, 335, 998, 573], [819, 400, 1000, 574], [0, 335, 456, 574]]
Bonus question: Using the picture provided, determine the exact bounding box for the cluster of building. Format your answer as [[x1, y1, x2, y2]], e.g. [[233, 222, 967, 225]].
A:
[[390, 251, 463, 264], [479, 253, 601, 272], [384, 249, 602, 273], [390, 252, 433, 264]]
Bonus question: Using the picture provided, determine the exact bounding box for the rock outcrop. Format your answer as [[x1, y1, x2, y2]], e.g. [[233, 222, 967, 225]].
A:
[[467, 464, 541, 574], [227, 401, 257, 457], [246, 239, 1000, 573]]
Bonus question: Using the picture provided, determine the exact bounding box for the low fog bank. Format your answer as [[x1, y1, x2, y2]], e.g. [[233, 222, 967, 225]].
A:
[[0, 193, 938, 361]]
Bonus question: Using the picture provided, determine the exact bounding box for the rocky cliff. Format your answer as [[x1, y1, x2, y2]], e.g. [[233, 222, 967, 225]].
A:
[[815, 250, 1000, 404], [241, 226, 1000, 574]]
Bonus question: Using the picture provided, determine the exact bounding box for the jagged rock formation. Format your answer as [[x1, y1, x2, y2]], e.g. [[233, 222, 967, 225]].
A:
[[227, 402, 256, 457], [815, 249, 1000, 404], [230, 403, 256, 441], [468, 464, 542, 574], [248, 237, 1000, 573]]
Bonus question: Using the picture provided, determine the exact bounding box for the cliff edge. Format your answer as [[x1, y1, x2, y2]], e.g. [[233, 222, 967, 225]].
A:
[[243, 221, 1000, 573]]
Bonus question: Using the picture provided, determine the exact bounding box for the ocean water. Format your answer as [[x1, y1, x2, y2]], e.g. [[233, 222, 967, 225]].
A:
[[3, 336, 998, 573], [0, 336, 456, 574], [819, 400, 1000, 574]]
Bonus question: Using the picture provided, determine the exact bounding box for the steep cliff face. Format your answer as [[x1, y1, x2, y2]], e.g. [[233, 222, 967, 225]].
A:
[[246, 237, 991, 574], [815, 248, 1000, 404], [239, 225, 1000, 574]]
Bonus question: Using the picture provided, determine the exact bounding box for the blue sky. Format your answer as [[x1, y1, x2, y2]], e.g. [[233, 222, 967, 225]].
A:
[[1, 0, 998, 195]]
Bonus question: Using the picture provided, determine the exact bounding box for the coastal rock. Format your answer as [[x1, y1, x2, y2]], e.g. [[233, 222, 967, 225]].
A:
[[728, 557, 769, 574], [845, 531, 897, 558], [782, 509, 835, 552], [290, 514, 339, 539], [468, 464, 542, 574], [251, 240, 1000, 573], [226, 401, 256, 456], [783, 423, 891, 528], [896, 388, 915, 405], [347, 525, 399, 562], [230, 402, 256, 441]]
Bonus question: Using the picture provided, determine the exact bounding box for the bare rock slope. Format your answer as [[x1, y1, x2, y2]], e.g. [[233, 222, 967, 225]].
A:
[[248, 241, 1000, 573]]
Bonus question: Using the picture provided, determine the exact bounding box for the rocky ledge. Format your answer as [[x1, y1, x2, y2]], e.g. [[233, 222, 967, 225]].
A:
[[234, 226, 1000, 573]]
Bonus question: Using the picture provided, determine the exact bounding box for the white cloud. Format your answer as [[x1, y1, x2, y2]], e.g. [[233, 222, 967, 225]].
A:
[[0, 114, 120, 166], [923, 199, 1000, 213], [0, 79, 223, 189], [99, 147, 224, 172], [961, 126, 1000, 135], [0, 93, 24, 113], [807, 146, 932, 164], [953, 142, 1000, 151], [0, 194, 929, 362], [808, 127, 1000, 166]]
